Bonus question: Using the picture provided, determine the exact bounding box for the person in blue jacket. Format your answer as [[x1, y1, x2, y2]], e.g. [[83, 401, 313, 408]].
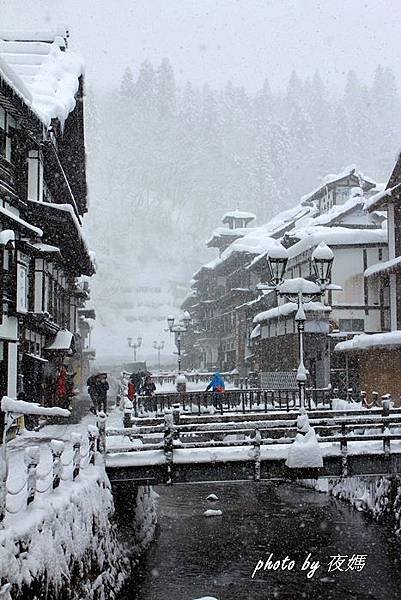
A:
[[206, 371, 225, 410]]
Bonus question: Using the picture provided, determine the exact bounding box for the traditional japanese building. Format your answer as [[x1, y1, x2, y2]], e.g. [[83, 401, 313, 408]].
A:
[[182, 167, 387, 389], [0, 29, 95, 407], [334, 154, 401, 399]]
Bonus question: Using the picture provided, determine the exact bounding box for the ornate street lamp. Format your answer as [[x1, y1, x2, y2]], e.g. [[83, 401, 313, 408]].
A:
[[266, 242, 289, 286], [127, 336, 142, 362], [167, 313, 192, 374], [153, 340, 165, 371], [312, 242, 334, 286], [258, 241, 335, 409]]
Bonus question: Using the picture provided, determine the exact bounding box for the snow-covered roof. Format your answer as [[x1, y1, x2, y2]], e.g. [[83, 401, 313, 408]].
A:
[[206, 227, 255, 246], [222, 209, 256, 222], [364, 183, 401, 212], [300, 165, 376, 205], [253, 301, 330, 324], [286, 225, 387, 259], [334, 331, 401, 353], [0, 30, 84, 127], [364, 256, 401, 278]]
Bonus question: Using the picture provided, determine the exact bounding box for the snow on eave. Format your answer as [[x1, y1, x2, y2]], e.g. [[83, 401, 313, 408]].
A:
[[364, 183, 401, 212], [334, 331, 401, 353], [286, 226, 387, 259], [0, 204, 43, 236], [364, 256, 401, 278]]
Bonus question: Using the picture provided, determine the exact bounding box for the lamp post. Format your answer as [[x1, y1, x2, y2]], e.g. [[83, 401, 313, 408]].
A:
[[167, 312, 191, 374], [153, 340, 165, 371], [259, 241, 335, 409], [127, 336, 142, 362]]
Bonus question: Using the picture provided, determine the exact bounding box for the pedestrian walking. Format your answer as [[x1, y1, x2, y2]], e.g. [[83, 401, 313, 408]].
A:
[[206, 371, 225, 411], [130, 372, 143, 396], [87, 373, 98, 414], [56, 365, 68, 409], [96, 373, 109, 413], [143, 375, 156, 396]]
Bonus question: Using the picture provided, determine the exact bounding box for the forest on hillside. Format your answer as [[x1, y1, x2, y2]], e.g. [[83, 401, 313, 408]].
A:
[[84, 60, 401, 357]]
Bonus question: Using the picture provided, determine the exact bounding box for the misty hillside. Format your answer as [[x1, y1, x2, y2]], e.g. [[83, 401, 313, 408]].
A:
[[84, 60, 401, 361]]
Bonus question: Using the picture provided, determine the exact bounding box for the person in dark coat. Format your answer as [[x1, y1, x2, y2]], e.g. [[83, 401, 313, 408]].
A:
[[87, 374, 98, 414], [95, 373, 109, 413], [130, 372, 143, 396], [143, 375, 156, 397]]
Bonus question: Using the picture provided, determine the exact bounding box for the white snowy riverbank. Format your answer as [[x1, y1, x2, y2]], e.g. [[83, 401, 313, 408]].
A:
[[0, 404, 158, 600]]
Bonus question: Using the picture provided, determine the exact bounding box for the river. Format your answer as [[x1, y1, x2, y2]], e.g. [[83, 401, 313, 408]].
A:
[[118, 481, 401, 600]]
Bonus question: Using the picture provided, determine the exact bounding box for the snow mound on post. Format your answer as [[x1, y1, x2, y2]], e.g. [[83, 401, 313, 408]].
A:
[[286, 428, 323, 469]]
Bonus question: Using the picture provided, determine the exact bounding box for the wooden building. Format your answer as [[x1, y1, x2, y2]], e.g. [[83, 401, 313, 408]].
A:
[[0, 30, 94, 406], [334, 154, 401, 399], [183, 167, 386, 389]]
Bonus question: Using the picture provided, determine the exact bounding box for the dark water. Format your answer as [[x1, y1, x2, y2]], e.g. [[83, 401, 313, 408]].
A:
[[119, 481, 401, 600]]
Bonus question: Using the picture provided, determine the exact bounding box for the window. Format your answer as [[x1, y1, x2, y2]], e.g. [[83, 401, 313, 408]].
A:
[[339, 318, 364, 332], [0, 106, 16, 163], [27, 149, 44, 201]]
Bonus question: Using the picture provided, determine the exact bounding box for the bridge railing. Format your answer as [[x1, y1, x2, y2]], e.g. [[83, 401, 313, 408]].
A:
[[104, 403, 401, 481], [132, 387, 335, 417], [0, 424, 101, 524]]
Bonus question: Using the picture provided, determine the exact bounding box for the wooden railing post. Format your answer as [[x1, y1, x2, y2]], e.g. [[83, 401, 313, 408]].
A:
[[51, 440, 64, 489], [340, 436, 348, 477], [372, 391, 379, 407], [71, 433, 82, 480], [253, 429, 261, 481], [123, 398, 133, 428], [164, 412, 175, 485], [87, 425, 99, 465], [24, 446, 39, 506], [382, 394, 391, 433], [172, 403, 181, 426], [97, 412, 107, 455]]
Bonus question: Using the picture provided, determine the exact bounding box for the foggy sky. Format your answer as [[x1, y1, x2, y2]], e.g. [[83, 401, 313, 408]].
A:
[[1, 0, 400, 92]]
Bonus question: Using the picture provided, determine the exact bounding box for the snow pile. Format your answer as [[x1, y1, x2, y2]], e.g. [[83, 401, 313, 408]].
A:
[[0, 34, 84, 127], [286, 411, 323, 469], [133, 486, 159, 552], [331, 398, 365, 411], [331, 476, 392, 521], [204, 509, 222, 517], [0, 466, 129, 599], [1, 396, 70, 417]]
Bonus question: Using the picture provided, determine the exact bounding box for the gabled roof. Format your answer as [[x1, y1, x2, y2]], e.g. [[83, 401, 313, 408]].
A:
[[300, 166, 376, 205], [0, 29, 84, 127], [222, 209, 256, 224]]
